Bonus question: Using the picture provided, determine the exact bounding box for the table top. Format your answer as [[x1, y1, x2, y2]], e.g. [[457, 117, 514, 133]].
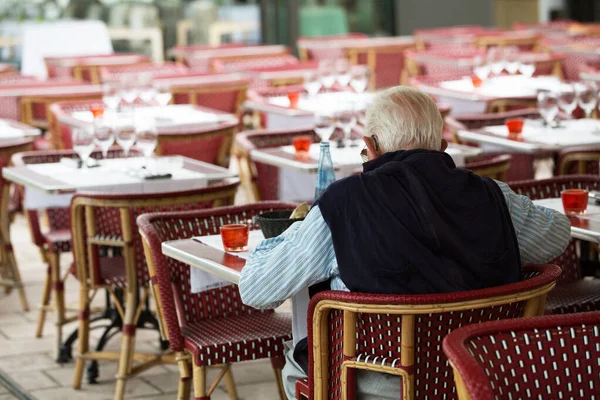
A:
[[0, 119, 40, 140], [251, 142, 482, 173], [59, 104, 239, 134], [417, 75, 561, 101], [3, 155, 237, 195], [533, 198, 600, 243], [457, 119, 600, 153]]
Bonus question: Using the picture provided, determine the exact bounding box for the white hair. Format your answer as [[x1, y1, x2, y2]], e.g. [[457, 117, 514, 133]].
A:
[[365, 86, 443, 152]]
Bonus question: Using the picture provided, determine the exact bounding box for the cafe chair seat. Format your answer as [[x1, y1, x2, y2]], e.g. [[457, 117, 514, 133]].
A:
[[443, 311, 600, 400], [43, 229, 72, 253], [545, 279, 600, 314], [556, 145, 600, 175]]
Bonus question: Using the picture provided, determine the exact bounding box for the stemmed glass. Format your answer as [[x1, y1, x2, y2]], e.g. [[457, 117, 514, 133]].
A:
[[557, 83, 578, 118], [303, 71, 322, 98], [154, 81, 172, 107], [487, 47, 505, 77], [120, 75, 139, 110], [472, 55, 491, 82], [335, 59, 352, 88], [350, 67, 369, 93], [503, 46, 521, 75], [314, 111, 336, 142], [319, 59, 336, 90], [518, 60, 536, 78], [576, 81, 598, 118], [137, 73, 156, 106], [537, 91, 559, 127], [336, 101, 357, 148], [135, 117, 158, 169], [115, 116, 136, 159], [72, 127, 95, 169], [102, 82, 121, 112], [93, 116, 115, 159]]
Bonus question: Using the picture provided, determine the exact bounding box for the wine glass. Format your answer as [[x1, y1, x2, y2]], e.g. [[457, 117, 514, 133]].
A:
[[102, 82, 121, 111], [135, 118, 158, 169], [576, 81, 598, 118], [472, 56, 491, 82], [115, 117, 136, 158], [314, 111, 336, 142], [137, 73, 156, 106], [518, 61, 536, 78], [335, 58, 352, 88], [303, 71, 322, 98], [487, 47, 505, 77], [336, 101, 357, 147], [154, 81, 172, 107], [503, 46, 521, 75], [120, 75, 138, 109], [93, 116, 115, 159], [537, 91, 559, 127], [350, 67, 369, 93], [72, 127, 95, 169], [319, 59, 336, 90], [557, 83, 578, 118]]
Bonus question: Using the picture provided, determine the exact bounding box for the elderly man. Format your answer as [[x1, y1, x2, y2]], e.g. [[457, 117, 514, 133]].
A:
[[238, 86, 570, 399]]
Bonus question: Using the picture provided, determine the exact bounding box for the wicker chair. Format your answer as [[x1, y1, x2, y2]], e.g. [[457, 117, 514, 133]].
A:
[[0, 139, 34, 311], [444, 110, 545, 182], [475, 32, 540, 51], [183, 45, 290, 72], [236, 128, 321, 202], [295, 264, 561, 400], [11, 148, 140, 355], [70, 179, 240, 399], [443, 311, 600, 400], [556, 146, 600, 175], [509, 175, 600, 314], [138, 202, 298, 400], [297, 33, 369, 61], [403, 47, 483, 83], [464, 154, 512, 181], [413, 26, 483, 50], [45, 53, 152, 84], [98, 62, 189, 83], [347, 42, 416, 89], [212, 54, 300, 73]]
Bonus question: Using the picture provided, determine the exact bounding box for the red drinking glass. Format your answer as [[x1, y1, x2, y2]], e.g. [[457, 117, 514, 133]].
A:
[[505, 118, 524, 140], [293, 135, 313, 156], [561, 189, 588, 216], [471, 75, 483, 88], [90, 105, 105, 118], [220, 224, 249, 252], [287, 91, 301, 108]]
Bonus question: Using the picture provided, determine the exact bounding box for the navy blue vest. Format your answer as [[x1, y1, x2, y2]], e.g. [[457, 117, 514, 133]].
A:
[[315, 149, 521, 294]]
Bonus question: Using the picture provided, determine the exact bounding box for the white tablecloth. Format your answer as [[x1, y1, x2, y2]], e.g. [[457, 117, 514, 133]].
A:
[[72, 105, 221, 127], [268, 91, 375, 115], [439, 75, 562, 99], [191, 230, 309, 345], [0, 20, 113, 78], [483, 119, 600, 146]]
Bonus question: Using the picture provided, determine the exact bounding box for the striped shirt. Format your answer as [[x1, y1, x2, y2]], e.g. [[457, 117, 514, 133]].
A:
[[239, 181, 571, 309]]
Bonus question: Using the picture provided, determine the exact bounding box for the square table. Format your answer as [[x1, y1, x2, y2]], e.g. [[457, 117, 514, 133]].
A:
[[416, 75, 561, 115], [457, 118, 600, 154], [533, 198, 600, 243], [251, 142, 482, 201], [0, 119, 40, 141], [162, 229, 309, 346], [3, 155, 237, 209]]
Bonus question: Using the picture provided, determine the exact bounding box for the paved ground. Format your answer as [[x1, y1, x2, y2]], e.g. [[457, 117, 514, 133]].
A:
[[0, 201, 289, 399]]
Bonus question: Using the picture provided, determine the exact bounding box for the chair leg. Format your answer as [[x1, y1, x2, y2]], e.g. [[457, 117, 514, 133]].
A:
[[49, 252, 64, 354], [6, 246, 29, 311], [271, 357, 286, 400], [35, 265, 52, 338], [223, 365, 238, 400], [73, 286, 90, 389], [192, 363, 209, 400], [114, 289, 138, 400], [176, 355, 192, 400]]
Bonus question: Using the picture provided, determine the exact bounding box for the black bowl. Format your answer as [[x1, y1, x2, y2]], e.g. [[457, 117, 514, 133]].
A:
[[255, 210, 305, 238]]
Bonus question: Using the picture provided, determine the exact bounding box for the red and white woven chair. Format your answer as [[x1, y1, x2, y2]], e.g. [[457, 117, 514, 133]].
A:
[[403, 47, 483, 83], [295, 264, 561, 400], [443, 310, 600, 400], [212, 54, 300, 73], [98, 62, 189, 83], [464, 154, 512, 181], [138, 202, 297, 400], [0, 139, 34, 312], [414, 25, 484, 50], [70, 180, 240, 399], [45, 53, 152, 84], [182, 45, 289, 72], [509, 175, 600, 314], [297, 33, 369, 61], [556, 146, 600, 175], [11, 148, 140, 356]]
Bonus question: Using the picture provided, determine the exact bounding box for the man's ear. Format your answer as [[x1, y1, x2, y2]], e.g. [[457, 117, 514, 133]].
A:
[[440, 139, 448, 152], [363, 136, 382, 159]]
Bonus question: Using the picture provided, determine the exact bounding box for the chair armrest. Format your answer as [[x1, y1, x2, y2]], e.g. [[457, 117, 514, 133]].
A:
[[295, 378, 309, 399]]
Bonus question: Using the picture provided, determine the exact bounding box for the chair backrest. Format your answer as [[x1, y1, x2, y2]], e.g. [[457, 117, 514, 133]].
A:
[[347, 42, 416, 89], [475, 32, 540, 51], [403, 47, 483, 81], [168, 74, 250, 115], [464, 154, 512, 181], [71, 179, 239, 290], [137, 202, 298, 352], [508, 175, 600, 284], [236, 128, 321, 201], [556, 146, 600, 175], [414, 26, 483, 50], [443, 310, 600, 400], [45, 53, 152, 84], [306, 264, 561, 400], [11, 148, 140, 248], [212, 54, 300, 73], [183, 45, 289, 72], [99, 62, 189, 83], [296, 33, 368, 61], [48, 99, 105, 149]]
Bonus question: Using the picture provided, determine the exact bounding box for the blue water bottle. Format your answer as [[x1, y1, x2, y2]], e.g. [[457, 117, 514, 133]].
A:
[[314, 142, 336, 200]]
